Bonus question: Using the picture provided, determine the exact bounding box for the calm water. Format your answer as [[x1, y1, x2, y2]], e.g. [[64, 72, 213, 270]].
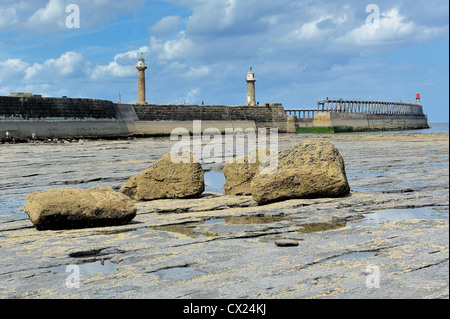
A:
[[204, 171, 225, 194], [348, 206, 448, 226], [155, 266, 207, 281], [427, 122, 449, 133], [382, 122, 449, 134]]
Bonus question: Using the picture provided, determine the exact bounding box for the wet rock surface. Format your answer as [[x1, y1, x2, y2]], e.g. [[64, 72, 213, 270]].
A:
[[0, 133, 448, 298]]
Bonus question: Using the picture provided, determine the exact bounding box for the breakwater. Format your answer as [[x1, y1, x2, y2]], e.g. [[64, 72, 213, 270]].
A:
[[0, 95, 287, 139], [0, 95, 118, 120], [286, 98, 429, 133], [0, 95, 429, 140]]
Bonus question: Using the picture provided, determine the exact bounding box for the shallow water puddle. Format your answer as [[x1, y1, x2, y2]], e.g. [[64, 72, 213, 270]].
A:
[[297, 222, 347, 234], [0, 199, 27, 219], [204, 171, 225, 194], [155, 266, 206, 281], [155, 224, 207, 238], [203, 215, 286, 225], [225, 215, 286, 224], [155, 215, 288, 238], [49, 260, 118, 274], [350, 206, 448, 226], [152, 207, 448, 240], [204, 218, 225, 225]]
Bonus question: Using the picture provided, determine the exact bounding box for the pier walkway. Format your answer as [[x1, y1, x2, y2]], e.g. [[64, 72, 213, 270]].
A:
[[285, 109, 318, 119], [285, 99, 424, 119], [317, 99, 424, 115]]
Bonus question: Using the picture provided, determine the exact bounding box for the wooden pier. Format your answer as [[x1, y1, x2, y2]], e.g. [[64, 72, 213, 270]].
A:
[[316, 99, 424, 115], [284, 98, 428, 132]]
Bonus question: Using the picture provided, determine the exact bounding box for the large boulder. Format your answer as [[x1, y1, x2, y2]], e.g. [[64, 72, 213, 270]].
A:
[[223, 148, 274, 195], [120, 151, 205, 201], [24, 187, 137, 230], [251, 141, 350, 204]]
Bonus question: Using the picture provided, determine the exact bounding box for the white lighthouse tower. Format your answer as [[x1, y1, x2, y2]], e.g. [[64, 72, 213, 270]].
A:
[[246, 67, 257, 106], [136, 53, 148, 105]]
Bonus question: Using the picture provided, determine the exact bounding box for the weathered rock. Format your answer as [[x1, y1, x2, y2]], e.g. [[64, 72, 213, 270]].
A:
[[120, 151, 205, 201], [24, 187, 137, 230], [251, 141, 350, 204], [223, 148, 273, 195]]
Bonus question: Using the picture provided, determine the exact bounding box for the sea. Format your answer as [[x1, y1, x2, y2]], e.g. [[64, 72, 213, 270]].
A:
[[382, 122, 449, 134]]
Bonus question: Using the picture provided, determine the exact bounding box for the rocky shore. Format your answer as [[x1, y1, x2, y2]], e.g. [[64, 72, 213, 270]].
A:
[[0, 132, 448, 299]]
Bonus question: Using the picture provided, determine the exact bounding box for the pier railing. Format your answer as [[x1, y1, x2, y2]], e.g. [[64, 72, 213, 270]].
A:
[[316, 99, 424, 115], [286, 100, 424, 118], [285, 109, 318, 119]]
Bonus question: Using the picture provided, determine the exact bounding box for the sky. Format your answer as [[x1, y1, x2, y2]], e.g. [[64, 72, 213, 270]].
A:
[[0, 0, 448, 123]]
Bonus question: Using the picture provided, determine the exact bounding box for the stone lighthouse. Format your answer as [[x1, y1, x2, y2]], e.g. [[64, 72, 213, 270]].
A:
[[246, 67, 257, 106], [136, 54, 148, 105]]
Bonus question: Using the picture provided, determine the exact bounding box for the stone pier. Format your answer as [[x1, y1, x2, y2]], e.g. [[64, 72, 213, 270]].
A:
[[0, 95, 288, 139]]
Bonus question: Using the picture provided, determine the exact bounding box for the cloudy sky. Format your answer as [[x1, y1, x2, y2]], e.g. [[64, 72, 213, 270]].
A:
[[0, 0, 448, 122]]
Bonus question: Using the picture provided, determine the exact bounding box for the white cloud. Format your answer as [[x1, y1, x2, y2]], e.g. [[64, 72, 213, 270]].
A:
[[165, 0, 289, 40], [0, 5, 20, 29], [335, 8, 447, 46], [149, 16, 181, 36], [26, 0, 66, 32], [0, 52, 92, 97], [184, 65, 211, 78], [1, 0, 145, 33], [113, 46, 150, 65], [288, 16, 333, 41], [0, 59, 30, 85], [150, 32, 195, 61], [53, 51, 88, 75], [91, 47, 149, 80], [90, 62, 135, 80], [24, 51, 89, 80], [0, 58, 29, 72]]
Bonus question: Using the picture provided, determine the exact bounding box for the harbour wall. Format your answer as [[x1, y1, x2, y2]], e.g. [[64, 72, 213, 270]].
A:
[[0, 119, 258, 139], [0, 95, 430, 139], [132, 103, 287, 130], [0, 95, 118, 120], [0, 96, 286, 139]]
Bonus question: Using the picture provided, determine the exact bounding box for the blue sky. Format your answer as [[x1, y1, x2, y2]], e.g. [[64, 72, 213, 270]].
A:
[[0, 0, 448, 123]]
